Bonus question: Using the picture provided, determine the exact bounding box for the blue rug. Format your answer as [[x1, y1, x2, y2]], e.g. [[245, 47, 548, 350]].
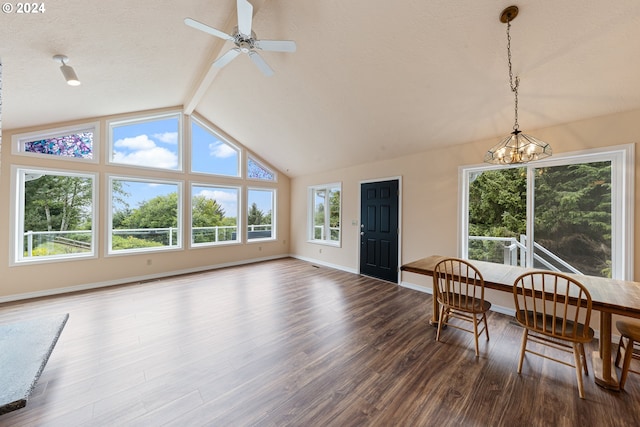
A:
[[0, 313, 69, 415]]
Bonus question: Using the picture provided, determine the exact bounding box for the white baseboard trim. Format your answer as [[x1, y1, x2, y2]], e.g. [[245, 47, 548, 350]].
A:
[[0, 254, 289, 304], [290, 255, 359, 275], [400, 280, 516, 317]]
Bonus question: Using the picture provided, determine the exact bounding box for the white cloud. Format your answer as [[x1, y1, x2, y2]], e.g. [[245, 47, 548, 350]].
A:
[[153, 132, 178, 144], [113, 146, 178, 169], [113, 134, 178, 169], [209, 142, 236, 158], [197, 189, 238, 216], [114, 134, 156, 150]]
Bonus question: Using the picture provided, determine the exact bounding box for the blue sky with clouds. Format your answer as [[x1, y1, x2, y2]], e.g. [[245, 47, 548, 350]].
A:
[[110, 116, 274, 217]]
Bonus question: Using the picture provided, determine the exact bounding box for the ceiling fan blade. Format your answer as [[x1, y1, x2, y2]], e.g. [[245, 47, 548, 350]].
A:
[[254, 40, 297, 53], [213, 48, 242, 69], [248, 51, 274, 77], [185, 18, 233, 41], [237, 0, 253, 36]]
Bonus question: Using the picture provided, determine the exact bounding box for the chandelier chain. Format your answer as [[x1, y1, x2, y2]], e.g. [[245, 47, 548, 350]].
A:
[[507, 19, 519, 132]]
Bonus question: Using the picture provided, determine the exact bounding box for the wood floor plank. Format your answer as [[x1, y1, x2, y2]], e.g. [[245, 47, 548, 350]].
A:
[[1, 257, 639, 426]]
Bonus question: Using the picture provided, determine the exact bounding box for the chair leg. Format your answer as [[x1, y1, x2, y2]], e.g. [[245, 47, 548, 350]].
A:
[[615, 335, 624, 367], [436, 305, 446, 342], [472, 314, 480, 357], [517, 328, 528, 374], [580, 343, 589, 376], [573, 342, 586, 399], [483, 312, 490, 341], [620, 337, 635, 391]]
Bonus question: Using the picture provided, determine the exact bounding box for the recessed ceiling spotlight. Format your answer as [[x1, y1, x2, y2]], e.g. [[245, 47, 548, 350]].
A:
[[52, 54, 81, 86]]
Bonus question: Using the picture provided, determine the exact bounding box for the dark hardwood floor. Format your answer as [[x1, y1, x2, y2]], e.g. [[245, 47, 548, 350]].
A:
[[0, 257, 638, 426]]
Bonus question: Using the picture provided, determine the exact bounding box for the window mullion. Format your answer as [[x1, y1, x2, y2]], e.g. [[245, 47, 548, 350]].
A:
[[525, 166, 535, 268], [324, 191, 331, 240]]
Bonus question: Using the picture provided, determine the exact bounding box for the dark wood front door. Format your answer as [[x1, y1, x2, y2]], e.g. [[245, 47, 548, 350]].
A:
[[359, 179, 399, 283]]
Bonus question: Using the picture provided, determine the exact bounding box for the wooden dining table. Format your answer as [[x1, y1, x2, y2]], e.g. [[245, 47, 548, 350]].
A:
[[401, 255, 640, 391]]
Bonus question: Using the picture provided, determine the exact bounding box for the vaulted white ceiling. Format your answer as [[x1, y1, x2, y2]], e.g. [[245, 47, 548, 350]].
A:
[[2, 0, 640, 176]]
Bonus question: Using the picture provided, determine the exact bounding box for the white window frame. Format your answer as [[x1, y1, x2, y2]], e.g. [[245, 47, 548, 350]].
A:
[[107, 176, 183, 255], [190, 183, 242, 247], [308, 182, 342, 246], [11, 165, 98, 265], [459, 144, 634, 280], [107, 111, 183, 172], [11, 121, 100, 163], [190, 115, 241, 178], [247, 187, 276, 242]]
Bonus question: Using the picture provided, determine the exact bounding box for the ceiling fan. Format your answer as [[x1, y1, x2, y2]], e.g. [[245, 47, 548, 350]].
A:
[[185, 0, 296, 77]]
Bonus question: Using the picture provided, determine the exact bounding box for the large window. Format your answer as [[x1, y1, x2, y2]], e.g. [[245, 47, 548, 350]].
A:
[[9, 109, 284, 266], [460, 145, 634, 279], [108, 112, 182, 171], [109, 177, 182, 254], [191, 117, 240, 177], [308, 183, 341, 245], [247, 188, 275, 241], [12, 122, 99, 162], [191, 184, 240, 246], [13, 166, 97, 264]]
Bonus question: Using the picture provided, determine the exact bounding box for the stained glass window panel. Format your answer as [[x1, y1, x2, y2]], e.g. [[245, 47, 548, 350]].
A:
[[24, 132, 94, 159], [248, 157, 276, 181]]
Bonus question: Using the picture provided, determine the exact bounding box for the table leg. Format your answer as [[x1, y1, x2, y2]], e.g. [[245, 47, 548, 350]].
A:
[[592, 312, 620, 390]]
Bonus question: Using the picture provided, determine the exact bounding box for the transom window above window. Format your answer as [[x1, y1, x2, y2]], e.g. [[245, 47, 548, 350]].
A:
[[191, 117, 240, 177], [108, 113, 182, 171], [248, 156, 276, 181], [12, 122, 99, 161], [308, 183, 341, 246]]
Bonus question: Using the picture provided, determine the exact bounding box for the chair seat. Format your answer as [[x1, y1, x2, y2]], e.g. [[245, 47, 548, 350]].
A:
[[517, 310, 594, 342], [441, 292, 492, 313], [615, 319, 640, 390], [616, 320, 640, 341]]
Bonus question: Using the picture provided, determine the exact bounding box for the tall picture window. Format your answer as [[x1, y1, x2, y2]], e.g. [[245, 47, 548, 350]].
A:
[[247, 188, 275, 240], [308, 183, 341, 245]]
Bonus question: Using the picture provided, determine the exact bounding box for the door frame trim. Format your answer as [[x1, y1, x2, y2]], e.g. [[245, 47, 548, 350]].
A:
[[358, 176, 403, 282]]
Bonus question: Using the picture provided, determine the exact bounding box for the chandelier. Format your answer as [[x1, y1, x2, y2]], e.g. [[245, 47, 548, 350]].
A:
[[484, 6, 552, 165]]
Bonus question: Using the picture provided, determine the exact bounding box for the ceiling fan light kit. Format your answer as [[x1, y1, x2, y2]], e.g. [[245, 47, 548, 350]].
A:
[[484, 5, 552, 165], [185, 0, 296, 77]]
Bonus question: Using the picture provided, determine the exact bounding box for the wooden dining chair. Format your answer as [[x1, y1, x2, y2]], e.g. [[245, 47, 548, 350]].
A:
[[433, 258, 491, 357], [513, 271, 594, 399], [614, 319, 640, 390]]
